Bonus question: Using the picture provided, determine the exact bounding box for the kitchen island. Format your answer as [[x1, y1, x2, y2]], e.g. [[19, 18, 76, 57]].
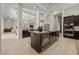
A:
[[31, 31, 59, 53]]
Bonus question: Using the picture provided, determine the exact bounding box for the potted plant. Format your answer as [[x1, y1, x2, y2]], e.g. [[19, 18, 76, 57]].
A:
[[37, 26, 43, 32]]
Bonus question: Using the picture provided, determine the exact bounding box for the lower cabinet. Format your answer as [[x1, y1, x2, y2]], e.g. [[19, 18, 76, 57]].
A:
[[31, 31, 59, 53], [74, 31, 79, 39]]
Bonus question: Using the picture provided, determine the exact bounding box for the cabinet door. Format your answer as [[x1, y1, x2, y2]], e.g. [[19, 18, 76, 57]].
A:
[[42, 33, 49, 47], [31, 33, 41, 49], [64, 16, 75, 24], [74, 15, 79, 26]]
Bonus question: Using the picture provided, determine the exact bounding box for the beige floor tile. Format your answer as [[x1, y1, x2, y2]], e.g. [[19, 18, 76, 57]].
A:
[[1, 33, 79, 55]]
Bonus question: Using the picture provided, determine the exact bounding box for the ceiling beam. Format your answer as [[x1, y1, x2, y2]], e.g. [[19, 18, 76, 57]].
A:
[[23, 9, 36, 16], [14, 4, 36, 16], [20, 4, 46, 16], [36, 3, 47, 11]]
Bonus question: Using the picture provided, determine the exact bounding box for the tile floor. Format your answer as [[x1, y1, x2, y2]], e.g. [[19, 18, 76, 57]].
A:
[[1, 33, 79, 55], [2, 33, 17, 39]]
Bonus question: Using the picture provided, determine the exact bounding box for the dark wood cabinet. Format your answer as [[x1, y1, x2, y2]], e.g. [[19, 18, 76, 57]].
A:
[[74, 31, 79, 39], [64, 15, 79, 39], [4, 28, 12, 32], [74, 15, 79, 26], [31, 31, 59, 53], [64, 15, 75, 24], [22, 30, 31, 38]]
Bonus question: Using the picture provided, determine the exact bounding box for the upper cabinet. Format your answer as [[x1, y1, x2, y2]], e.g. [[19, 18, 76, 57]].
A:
[[64, 15, 79, 26]]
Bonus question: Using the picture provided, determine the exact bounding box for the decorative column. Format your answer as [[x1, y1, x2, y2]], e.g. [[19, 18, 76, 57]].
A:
[[17, 3, 22, 39], [0, 3, 1, 54], [35, 10, 40, 29], [44, 14, 49, 24], [49, 14, 55, 31], [0, 4, 1, 36], [1, 4, 4, 36], [62, 8, 64, 37]]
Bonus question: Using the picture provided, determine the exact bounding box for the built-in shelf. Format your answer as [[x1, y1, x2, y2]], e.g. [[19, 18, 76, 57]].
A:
[[64, 34, 74, 36], [64, 16, 75, 38], [64, 23, 74, 36], [64, 29, 73, 31], [64, 15, 79, 39]]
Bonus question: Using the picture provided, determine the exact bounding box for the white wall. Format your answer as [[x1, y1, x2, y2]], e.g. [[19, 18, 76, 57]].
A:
[[49, 14, 55, 31], [49, 13, 61, 31], [54, 15, 60, 31], [64, 5, 79, 17], [48, 9, 64, 37], [4, 19, 14, 29]]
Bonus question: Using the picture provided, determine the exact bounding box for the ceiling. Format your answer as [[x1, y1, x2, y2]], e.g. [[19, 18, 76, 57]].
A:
[[22, 3, 79, 13], [23, 12, 35, 22], [2, 3, 79, 22], [3, 3, 79, 13]]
